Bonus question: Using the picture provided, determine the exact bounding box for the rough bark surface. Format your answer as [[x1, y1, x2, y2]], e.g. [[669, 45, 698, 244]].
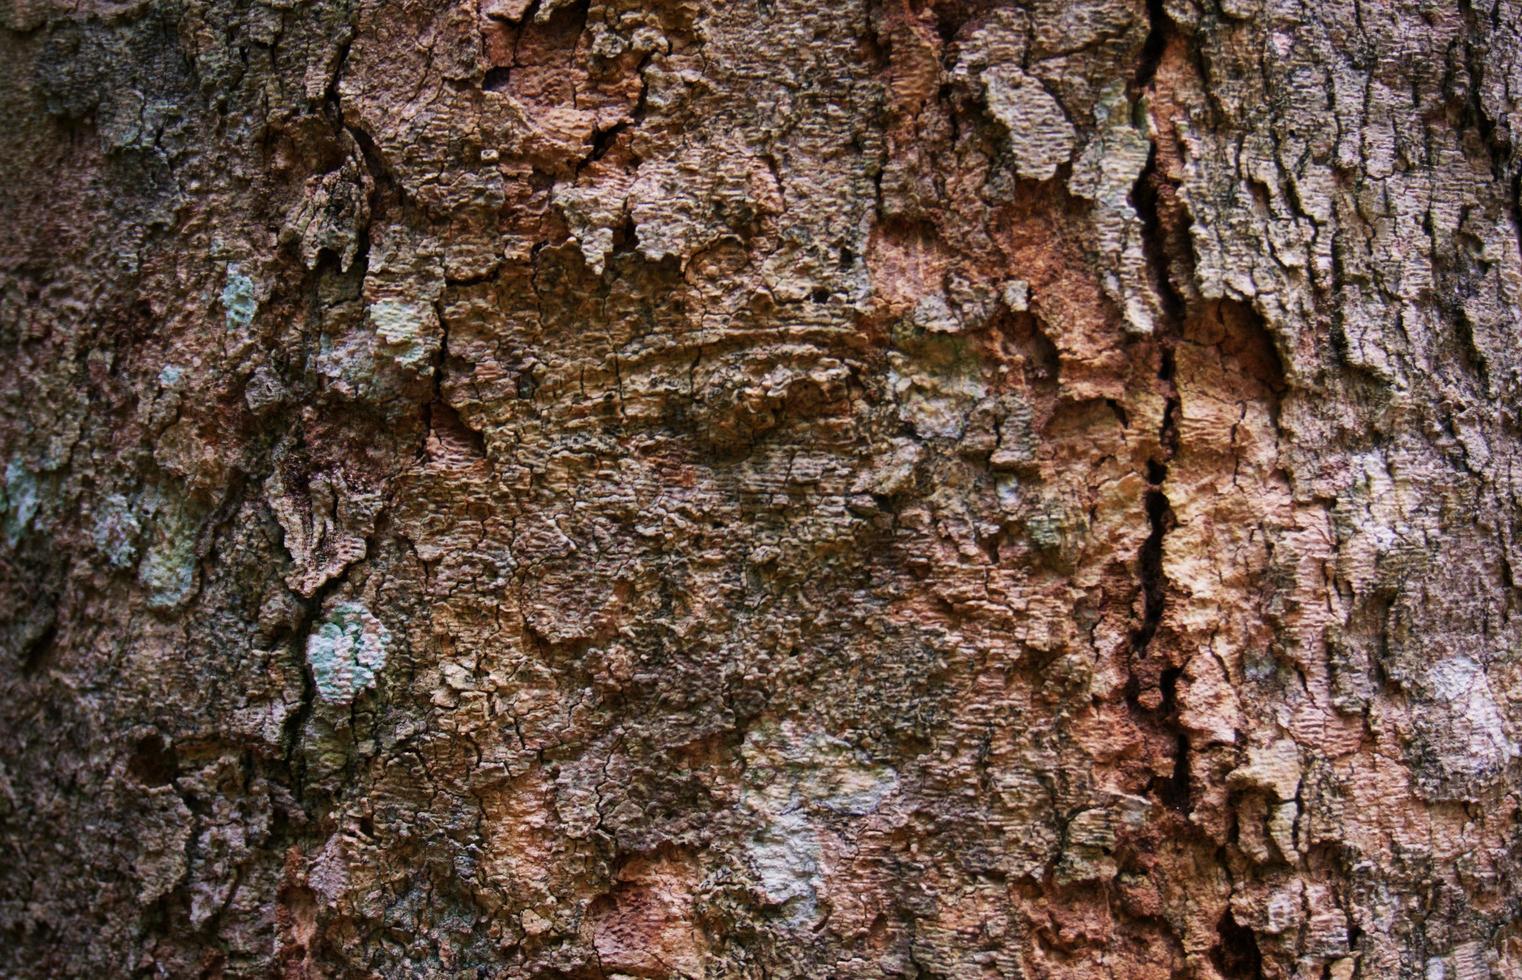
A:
[[3, 0, 1522, 975]]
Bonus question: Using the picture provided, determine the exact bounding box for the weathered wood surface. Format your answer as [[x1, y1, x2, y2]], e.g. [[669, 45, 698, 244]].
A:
[[3, 0, 1521, 975]]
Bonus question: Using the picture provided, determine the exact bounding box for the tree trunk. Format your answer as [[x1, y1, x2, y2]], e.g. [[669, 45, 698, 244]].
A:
[[3, 0, 1521, 975]]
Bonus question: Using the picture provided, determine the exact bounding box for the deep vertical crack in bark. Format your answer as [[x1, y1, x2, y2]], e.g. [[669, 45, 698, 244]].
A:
[[1128, 0, 1189, 814], [1127, 0, 1181, 666]]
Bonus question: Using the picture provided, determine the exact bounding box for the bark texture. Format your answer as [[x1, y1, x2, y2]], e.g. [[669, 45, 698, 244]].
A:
[[3, 0, 1522, 975]]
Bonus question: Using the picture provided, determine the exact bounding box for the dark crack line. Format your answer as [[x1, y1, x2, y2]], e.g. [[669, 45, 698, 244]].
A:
[[1126, 0, 1189, 820]]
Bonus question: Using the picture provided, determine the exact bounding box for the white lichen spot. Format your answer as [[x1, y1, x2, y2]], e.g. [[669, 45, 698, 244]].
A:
[[1414, 655, 1519, 796], [1262, 880, 1304, 935], [995, 473, 1023, 511], [306, 601, 391, 704], [3, 456, 39, 546], [368, 299, 439, 372], [93, 493, 142, 569], [740, 720, 899, 925], [222, 264, 258, 331], [887, 360, 988, 440], [158, 364, 184, 388], [1001, 279, 1030, 312], [314, 328, 379, 395], [746, 808, 822, 922], [909, 292, 962, 334], [554, 183, 627, 275]]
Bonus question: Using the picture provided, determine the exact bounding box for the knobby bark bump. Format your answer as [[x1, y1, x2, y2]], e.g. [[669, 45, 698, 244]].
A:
[[2, 0, 1521, 976]]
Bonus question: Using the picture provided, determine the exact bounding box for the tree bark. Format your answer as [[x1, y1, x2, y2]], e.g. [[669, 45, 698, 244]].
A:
[[3, 0, 1521, 975]]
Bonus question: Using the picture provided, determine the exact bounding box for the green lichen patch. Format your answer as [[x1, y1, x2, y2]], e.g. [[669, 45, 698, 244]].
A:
[[138, 526, 198, 610], [739, 720, 899, 924], [306, 601, 391, 704], [221, 264, 258, 331], [135, 487, 203, 611]]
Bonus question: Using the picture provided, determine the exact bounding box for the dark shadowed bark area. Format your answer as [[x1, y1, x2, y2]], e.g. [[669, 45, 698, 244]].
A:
[[3, 0, 1522, 975]]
